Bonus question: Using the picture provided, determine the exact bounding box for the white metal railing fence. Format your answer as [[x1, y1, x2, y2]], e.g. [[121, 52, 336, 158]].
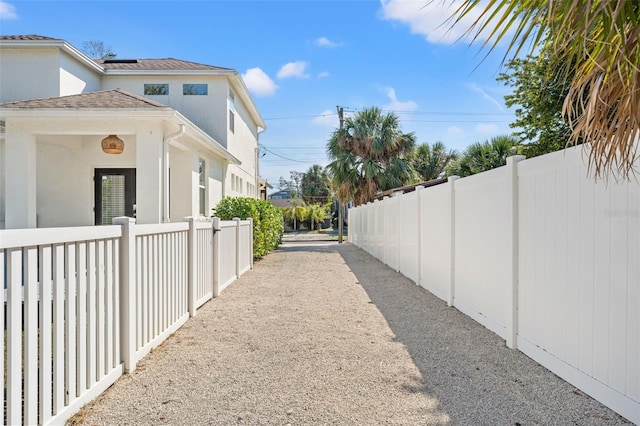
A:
[[0, 216, 253, 425], [348, 148, 639, 424]]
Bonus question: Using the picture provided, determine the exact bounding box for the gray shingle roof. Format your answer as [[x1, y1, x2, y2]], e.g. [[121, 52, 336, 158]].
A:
[[0, 34, 61, 41], [0, 89, 169, 109], [98, 58, 233, 72]]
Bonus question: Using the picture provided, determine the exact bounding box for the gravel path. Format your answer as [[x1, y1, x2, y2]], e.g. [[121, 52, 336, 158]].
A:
[[70, 242, 631, 425]]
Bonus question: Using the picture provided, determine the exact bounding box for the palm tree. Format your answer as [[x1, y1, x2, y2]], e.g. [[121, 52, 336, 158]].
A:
[[412, 142, 458, 181], [447, 135, 521, 177], [305, 203, 328, 231], [326, 106, 416, 205], [450, 1, 640, 178], [283, 205, 306, 231], [301, 164, 331, 204]]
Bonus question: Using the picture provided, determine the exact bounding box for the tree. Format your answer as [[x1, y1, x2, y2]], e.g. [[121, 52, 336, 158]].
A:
[[300, 164, 331, 204], [412, 141, 458, 181], [305, 203, 329, 231], [282, 205, 306, 231], [447, 135, 521, 177], [451, 1, 640, 178], [498, 53, 576, 158], [81, 40, 116, 59], [278, 171, 303, 193], [326, 106, 416, 205]]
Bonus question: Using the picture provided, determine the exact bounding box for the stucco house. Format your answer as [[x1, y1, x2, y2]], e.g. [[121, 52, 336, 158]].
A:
[[0, 35, 266, 229]]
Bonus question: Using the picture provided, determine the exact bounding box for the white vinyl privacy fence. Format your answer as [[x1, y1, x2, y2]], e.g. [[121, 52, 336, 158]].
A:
[[349, 147, 639, 424], [0, 216, 253, 425]]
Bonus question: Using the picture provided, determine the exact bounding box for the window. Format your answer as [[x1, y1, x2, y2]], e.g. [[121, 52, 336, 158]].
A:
[[183, 84, 208, 95], [144, 84, 169, 95], [228, 88, 235, 103], [229, 109, 235, 133], [198, 158, 206, 216]]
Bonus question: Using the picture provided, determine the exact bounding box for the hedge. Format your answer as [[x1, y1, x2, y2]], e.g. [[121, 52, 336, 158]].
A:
[[213, 197, 283, 258]]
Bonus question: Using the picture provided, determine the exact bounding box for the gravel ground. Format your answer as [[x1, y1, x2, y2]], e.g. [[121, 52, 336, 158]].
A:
[[70, 242, 632, 425]]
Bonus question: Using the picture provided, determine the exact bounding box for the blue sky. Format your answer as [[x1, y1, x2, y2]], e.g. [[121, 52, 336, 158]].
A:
[[0, 0, 516, 191]]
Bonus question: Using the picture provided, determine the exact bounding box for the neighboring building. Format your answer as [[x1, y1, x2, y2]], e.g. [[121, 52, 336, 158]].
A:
[[267, 189, 302, 208], [258, 177, 272, 201], [0, 35, 266, 229]]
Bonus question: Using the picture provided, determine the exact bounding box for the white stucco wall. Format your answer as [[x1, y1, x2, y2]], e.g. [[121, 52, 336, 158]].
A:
[[0, 138, 5, 229], [208, 155, 224, 207], [0, 48, 61, 102], [101, 75, 229, 146], [169, 145, 193, 221], [102, 74, 260, 200], [225, 84, 259, 198], [59, 51, 101, 96], [135, 125, 164, 224], [36, 134, 137, 228], [167, 145, 225, 221]]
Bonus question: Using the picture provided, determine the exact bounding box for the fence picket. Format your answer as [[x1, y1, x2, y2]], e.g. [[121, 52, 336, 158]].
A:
[[87, 242, 97, 389], [52, 243, 65, 415], [39, 245, 53, 424], [6, 248, 22, 425], [65, 243, 77, 403], [24, 246, 38, 425], [76, 242, 88, 396]]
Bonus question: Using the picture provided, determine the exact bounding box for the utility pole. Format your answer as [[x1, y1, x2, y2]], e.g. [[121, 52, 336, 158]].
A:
[[336, 105, 344, 244]]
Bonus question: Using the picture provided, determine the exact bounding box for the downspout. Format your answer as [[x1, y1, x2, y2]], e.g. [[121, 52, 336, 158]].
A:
[[163, 124, 186, 222], [256, 127, 266, 199]]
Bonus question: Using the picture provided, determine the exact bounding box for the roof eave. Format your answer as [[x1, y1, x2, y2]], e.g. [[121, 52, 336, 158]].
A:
[[229, 72, 267, 130], [0, 38, 105, 74], [0, 108, 175, 119], [172, 111, 241, 165], [0, 108, 240, 164], [104, 69, 237, 76]]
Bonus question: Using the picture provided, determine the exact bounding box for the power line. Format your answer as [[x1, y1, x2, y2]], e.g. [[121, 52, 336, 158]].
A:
[[263, 109, 512, 121], [261, 146, 322, 164]]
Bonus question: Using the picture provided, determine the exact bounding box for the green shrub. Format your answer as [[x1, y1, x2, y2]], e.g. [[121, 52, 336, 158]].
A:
[[213, 197, 283, 258]]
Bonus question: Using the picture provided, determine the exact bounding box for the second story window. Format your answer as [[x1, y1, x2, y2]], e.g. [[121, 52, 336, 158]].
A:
[[183, 84, 208, 95], [144, 84, 169, 95], [228, 88, 236, 133]]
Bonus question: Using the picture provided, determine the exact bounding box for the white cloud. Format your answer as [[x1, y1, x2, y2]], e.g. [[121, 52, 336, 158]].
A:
[[242, 67, 278, 97], [468, 83, 504, 110], [382, 87, 417, 112], [474, 123, 499, 135], [312, 109, 339, 129], [0, 1, 18, 20], [277, 61, 310, 79], [380, 0, 500, 45], [446, 126, 465, 139], [315, 37, 342, 48], [318, 71, 330, 78]]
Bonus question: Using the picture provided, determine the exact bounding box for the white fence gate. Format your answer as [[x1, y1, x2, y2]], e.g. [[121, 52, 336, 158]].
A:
[[349, 147, 639, 424], [0, 216, 253, 425]]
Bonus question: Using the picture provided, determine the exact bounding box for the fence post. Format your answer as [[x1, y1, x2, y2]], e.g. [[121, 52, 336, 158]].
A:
[[415, 186, 424, 287], [234, 217, 241, 278], [393, 192, 402, 273], [114, 216, 137, 373], [248, 217, 254, 269], [212, 217, 221, 297], [185, 217, 197, 317], [448, 176, 460, 307], [506, 155, 525, 349]]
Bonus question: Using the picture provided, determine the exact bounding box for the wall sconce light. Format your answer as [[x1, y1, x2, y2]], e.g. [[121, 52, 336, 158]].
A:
[[101, 134, 124, 154]]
